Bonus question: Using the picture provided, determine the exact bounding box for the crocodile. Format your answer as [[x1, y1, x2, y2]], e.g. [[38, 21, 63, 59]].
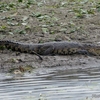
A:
[[0, 40, 100, 60]]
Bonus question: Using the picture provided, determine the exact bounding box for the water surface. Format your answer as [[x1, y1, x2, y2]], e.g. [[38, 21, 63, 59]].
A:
[[0, 66, 100, 100]]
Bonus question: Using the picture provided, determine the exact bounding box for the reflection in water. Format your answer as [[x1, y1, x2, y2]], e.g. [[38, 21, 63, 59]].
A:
[[0, 66, 100, 100]]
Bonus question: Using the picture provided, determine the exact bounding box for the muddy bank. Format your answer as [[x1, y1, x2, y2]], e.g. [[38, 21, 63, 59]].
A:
[[0, 0, 100, 73], [0, 49, 100, 72]]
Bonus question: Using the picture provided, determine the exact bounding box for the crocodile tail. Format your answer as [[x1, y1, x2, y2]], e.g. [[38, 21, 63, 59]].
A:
[[0, 40, 43, 60], [0, 40, 20, 50]]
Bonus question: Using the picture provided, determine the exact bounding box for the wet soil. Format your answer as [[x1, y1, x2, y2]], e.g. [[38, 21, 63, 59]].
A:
[[0, 0, 100, 72]]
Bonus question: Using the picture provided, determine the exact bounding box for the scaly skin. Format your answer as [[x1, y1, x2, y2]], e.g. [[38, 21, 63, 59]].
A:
[[0, 40, 100, 59], [82, 43, 100, 56], [0, 40, 43, 60]]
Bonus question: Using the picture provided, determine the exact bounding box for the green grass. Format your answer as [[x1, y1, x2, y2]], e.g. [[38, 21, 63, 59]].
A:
[[0, 0, 100, 35]]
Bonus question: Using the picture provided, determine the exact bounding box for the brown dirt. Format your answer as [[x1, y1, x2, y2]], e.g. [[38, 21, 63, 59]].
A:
[[0, 0, 100, 72]]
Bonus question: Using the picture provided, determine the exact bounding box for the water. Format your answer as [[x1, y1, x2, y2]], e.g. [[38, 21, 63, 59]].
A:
[[0, 66, 100, 100]]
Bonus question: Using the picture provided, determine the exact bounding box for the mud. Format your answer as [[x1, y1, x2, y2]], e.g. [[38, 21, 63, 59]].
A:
[[0, 0, 100, 72]]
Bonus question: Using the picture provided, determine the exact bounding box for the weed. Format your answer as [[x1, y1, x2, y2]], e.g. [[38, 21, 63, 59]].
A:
[[96, 3, 100, 12]]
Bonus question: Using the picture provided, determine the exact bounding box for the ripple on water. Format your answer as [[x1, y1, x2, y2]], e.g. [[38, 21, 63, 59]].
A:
[[0, 66, 100, 100]]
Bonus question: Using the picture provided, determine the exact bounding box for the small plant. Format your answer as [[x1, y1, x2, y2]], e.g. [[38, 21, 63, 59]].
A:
[[0, 2, 16, 12], [73, 8, 87, 18], [14, 29, 26, 34], [0, 45, 5, 50], [96, 3, 100, 12], [0, 25, 7, 30], [18, 0, 23, 2]]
